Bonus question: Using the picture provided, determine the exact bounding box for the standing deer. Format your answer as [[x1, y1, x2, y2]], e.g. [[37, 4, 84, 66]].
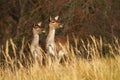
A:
[[46, 16, 67, 59], [30, 22, 45, 59]]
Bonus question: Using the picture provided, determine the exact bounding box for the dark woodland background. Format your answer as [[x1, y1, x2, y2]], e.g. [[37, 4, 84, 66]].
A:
[[0, 0, 120, 46]]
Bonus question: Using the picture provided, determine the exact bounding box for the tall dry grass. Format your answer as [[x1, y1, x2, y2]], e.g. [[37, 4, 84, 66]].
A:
[[0, 36, 120, 80]]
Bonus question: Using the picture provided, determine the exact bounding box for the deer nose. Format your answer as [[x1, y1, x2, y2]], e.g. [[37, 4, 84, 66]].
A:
[[60, 24, 63, 28], [42, 30, 46, 33]]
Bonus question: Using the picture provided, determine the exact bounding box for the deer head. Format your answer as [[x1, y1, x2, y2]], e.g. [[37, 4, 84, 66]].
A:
[[49, 16, 63, 29], [33, 22, 45, 35]]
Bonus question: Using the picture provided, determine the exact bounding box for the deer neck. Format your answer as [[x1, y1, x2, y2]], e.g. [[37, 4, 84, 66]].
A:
[[31, 34, 39, 46], [46, 26, 55, 44]]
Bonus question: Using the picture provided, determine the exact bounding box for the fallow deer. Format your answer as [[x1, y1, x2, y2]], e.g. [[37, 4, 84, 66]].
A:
[[30, 22, 45, 58], [46, 16, 67, 59]]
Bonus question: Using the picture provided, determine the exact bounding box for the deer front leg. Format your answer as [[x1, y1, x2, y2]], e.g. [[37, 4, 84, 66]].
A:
[[47, 44, 55, 56]]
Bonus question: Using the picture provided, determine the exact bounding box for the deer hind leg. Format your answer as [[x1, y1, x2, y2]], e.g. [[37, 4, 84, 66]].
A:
[[57, 44, 68, 64], [58, 43, 66, 57], [58, 50, 65, 57]]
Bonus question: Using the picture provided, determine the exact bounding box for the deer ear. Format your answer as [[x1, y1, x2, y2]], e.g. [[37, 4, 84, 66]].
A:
[[33, 24, 35, 27], [55, 16, 59, 20], [50, 16, 52, 21], [33, 27, 35, 31], [38, 22, 42, 26]]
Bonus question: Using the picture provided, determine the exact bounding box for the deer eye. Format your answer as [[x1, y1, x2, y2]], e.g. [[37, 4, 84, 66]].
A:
[[51, 21, 55, 23]]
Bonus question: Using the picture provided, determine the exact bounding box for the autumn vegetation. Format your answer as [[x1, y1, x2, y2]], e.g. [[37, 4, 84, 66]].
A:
[[0, 0, 120, 80]]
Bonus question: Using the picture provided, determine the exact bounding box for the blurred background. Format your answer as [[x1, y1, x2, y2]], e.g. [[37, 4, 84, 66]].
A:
[[0, 0, 120, 46]]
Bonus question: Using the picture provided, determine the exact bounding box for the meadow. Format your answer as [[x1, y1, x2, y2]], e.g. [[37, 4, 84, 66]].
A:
[[0, 0, 120, 80], [0, 36, 120, 80]]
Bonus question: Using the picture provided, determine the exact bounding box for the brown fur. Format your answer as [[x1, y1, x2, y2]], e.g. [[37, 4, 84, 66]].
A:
[[46, 16, 67, 57]]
